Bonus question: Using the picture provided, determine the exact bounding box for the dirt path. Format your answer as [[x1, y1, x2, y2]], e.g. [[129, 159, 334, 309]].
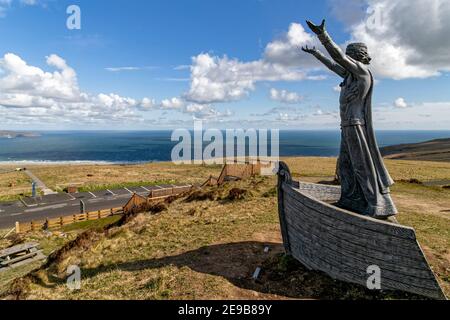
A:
[[23, 170, 56, 195]]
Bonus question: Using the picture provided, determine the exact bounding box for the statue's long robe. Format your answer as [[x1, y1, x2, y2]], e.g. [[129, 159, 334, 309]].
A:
[[338, 71, 398, 218]]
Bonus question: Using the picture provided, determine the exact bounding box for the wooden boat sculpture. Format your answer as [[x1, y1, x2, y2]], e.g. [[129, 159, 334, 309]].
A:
[[277, 162, 446, 300]]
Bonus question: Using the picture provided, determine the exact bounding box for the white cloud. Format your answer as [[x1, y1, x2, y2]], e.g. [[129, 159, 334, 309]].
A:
[[374, 101, 450, 129], [185, 53, 307, 104], [173, 65, 190, 71], [269, 88, 303, 104], [264, 23, 319, 68], [0, 53, 157, 124], [0, 53, 80, 101], [160, 97, 184, 109], [276, 113, 302, 122], [140, 97, 156, 110], [0, 0, 39, 17], [393, 97, 408, 108], [184, 22, 326, 105], [342, 0, 450, 79], [184, 103, 232, 120], [105, 66, 157, 72], [105, 67, 140, 72]]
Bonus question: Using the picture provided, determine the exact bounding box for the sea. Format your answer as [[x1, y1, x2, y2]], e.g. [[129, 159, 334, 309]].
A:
[[0, 130, 449, 164]]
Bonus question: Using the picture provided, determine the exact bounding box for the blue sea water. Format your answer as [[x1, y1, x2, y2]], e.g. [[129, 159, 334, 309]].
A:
[[0, 130, 449, 163]]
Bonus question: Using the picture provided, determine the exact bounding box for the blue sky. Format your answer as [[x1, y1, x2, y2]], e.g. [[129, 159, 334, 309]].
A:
[[0, 0, 449, 130]]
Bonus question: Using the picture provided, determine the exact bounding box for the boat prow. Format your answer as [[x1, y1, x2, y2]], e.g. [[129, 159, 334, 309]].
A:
[[277, 162, 446, 300]]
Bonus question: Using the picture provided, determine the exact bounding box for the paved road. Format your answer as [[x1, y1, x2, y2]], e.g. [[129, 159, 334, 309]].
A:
[[0, 185, 189, 229], [23, 169, 57, 195]]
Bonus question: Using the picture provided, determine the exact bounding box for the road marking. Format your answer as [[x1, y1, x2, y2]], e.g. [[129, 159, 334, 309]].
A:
[[141, 186, 150, 192], [10, 213, 23, 217], [88, 192, 97, 198], [106, 189, 117, 196], [25, 203, 67, 213], [67, 193, 76, 200], [124, 187, 134, 194]]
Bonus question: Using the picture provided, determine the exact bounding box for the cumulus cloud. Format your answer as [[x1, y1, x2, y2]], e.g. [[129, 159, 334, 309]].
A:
[[269, 88, 303, 104], [184, 103, 232, 120], [393, 97, 409, 108], [160, 97, 184, 109], [185, 53, 307, 104], [276, 113, 303, 122], [183, 22, 333, 105], [339, 0, 450, 79], [0, 53, 157, 124], [264, 23, 319, 68]]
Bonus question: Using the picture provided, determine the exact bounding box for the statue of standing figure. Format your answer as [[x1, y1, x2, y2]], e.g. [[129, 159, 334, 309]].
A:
[[302, 19, 397, 218]]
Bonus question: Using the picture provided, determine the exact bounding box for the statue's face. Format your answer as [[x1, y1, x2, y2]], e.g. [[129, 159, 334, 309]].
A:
[[346, 44, 372, 65]]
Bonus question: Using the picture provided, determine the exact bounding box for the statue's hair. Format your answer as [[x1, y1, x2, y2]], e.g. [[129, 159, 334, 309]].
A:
[[346, 42, 371, 65]]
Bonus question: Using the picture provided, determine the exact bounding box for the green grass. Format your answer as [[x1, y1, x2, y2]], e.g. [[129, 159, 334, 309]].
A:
[[0, 193, 29, 203], [61, 216, 122, 233]]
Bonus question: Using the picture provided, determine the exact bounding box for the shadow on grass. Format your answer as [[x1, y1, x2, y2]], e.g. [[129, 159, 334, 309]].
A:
[[75, 241, 422, 300]]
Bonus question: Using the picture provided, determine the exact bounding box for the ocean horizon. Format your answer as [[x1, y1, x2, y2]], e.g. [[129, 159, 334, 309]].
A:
[[0, 130, 449, 164]]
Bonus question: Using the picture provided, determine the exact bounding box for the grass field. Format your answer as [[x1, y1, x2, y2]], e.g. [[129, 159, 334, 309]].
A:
[[0, 169, 31, 202], [0, 157, 448, 300]]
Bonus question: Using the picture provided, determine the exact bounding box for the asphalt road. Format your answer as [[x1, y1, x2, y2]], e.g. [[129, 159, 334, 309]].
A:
[[0, 185, 181, 229]]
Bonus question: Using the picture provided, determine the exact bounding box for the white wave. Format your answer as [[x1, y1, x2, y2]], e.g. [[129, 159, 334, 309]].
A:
[[0, 160, 150, 166]]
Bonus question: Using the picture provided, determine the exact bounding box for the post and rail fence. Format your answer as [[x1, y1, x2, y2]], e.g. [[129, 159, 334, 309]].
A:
[[15, 207, 124, 234]]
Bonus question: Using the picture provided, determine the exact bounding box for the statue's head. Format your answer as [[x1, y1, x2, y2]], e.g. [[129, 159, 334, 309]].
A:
[[346, 43, 371, 65]]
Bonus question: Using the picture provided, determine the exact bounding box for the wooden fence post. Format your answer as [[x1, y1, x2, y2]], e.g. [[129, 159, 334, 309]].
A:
[[15, 222, 20, 234]]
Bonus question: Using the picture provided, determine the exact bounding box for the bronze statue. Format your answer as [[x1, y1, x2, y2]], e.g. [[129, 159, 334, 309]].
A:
[[302, 19, 397, 218]]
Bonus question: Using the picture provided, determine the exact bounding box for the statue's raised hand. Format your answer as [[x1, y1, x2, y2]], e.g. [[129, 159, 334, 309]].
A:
[[306, 19, 326, 35], [301, 45, 318, 55]]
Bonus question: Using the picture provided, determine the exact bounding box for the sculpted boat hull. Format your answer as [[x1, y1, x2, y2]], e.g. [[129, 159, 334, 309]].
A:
[[277, 162, 446, 300]]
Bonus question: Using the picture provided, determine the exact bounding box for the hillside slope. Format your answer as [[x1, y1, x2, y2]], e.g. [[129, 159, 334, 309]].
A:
[[1, 158, 449, 300], [381, 138, 450, 162]]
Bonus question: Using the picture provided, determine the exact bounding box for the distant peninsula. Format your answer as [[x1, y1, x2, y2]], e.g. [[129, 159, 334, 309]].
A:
[[0, 130, 40, 139], [381, 138, 450, 162]]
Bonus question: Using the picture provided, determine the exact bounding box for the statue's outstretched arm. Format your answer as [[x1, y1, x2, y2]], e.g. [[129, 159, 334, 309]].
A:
[[306, 20, 363, 75], [302, 46, 347, 78]]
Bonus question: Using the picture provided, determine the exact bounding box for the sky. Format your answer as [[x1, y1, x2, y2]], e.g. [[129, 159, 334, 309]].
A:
[[0, 0, 449, 130]]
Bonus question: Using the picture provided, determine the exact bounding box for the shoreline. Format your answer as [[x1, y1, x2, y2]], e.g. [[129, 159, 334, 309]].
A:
[[0, 160, 156, 166], [0, 156, 342, 167]]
